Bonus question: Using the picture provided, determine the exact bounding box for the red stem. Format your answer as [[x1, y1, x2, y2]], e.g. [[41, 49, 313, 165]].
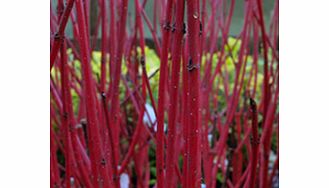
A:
[[166, 0, 185, 187], [186, 0, 202, 187], [156, 0, 174, 187]]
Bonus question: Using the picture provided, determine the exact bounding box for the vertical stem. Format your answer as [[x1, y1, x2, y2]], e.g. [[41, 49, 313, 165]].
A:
[[60, 39, 74, 188], [182, 40, 189, 188], [255, 0, 270, 187], [75, 0, 108, 186], [108, 0, 129, 187], [156, 0, 174, 187], [186, 0, 201, 187], [166, 0, 185, 187]]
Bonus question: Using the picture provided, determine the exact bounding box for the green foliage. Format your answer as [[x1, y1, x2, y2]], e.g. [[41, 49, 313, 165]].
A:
[[217, 172, 224, 183]]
